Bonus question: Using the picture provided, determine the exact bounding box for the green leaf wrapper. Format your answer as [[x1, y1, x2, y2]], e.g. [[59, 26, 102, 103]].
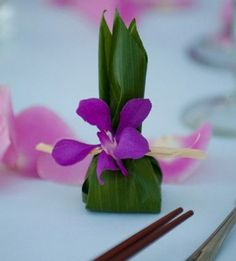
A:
[[82, 12, 162, 213]]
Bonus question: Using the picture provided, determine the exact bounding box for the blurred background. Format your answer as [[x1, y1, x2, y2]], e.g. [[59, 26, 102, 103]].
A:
[[1, 2, 236, 261], [0, 0, 234, 142]]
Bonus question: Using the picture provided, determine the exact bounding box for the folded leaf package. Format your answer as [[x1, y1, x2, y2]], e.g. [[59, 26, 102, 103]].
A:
[[35, 10, 208, 211], [82, 12, 162, 213]]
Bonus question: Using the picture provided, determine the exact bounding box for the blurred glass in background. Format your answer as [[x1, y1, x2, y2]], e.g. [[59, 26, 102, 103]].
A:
[[182, 0, 236, 137], [0, 0, 13, 40]]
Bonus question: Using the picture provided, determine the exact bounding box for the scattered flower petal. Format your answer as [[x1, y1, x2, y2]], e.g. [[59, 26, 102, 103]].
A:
[[0, 89, 79, 183], [50, 0, 154, 27], [12, 106, 75, 174], [50, 0, 194, 27], [155, 123, 212, 183], [0, 87, 17, 164], [219, 0, 233, 43], [37, 153, 91, 185]]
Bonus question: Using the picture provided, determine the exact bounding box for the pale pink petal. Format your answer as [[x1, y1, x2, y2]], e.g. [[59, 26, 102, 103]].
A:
[[13, 106, 75, 175], [117, 0, 154, 26], [50, 0, 153, 27], [37, 153, 91, 185], [155, 123, 212, 183], [50, 0, 194, 28], [0, 87, 17, 165], [0, 88, 11, 159], [50, 0, 76, 6], [219, 0, 233, 43], [153, 0, 194, 8], [170, 0, 194, 8]]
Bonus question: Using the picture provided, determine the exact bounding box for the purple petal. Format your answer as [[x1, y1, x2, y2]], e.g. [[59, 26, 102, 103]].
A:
[[115, 159, 128, 177], [52, 139, 98, 166], [115, 127, 150, 159], [77, 98, 112, 132], [97, 151, 118, 184], [97, 131, 110, 147], [116, 99, 152, 140]]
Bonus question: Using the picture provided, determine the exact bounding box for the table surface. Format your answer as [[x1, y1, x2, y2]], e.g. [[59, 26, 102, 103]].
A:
[[0, 0, 236, 260]]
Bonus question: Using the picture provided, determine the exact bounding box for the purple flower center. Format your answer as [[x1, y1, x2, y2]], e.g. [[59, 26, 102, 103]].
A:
[[98, 131, 117, 157], [52, 98, 152, 184]]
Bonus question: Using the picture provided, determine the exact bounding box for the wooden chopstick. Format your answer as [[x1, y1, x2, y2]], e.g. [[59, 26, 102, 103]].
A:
[[94, 207, 183, 261], [94, 208, 193, 261]]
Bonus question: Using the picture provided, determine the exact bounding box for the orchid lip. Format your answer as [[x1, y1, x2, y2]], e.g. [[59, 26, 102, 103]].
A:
[[99, 131, 117, 157]]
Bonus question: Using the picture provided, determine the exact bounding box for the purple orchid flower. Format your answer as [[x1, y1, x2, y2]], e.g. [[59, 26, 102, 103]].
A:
[[52, 98, 151, 184]]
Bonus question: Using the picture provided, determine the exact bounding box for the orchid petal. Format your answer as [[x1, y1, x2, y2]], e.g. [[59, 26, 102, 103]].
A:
[[115, 158, 128, 177], [0, 87, 17, 164], [97, 151, 118, 184], [97, 131, 110, 147], [156, 123, 212, 183], [77, 98, 112, 132], [37, 153, 91, 185], [116, 99, 152, 140], [115, 127, 150, 159], [12, 106, 75, 174], [52, 139, 98, 166]]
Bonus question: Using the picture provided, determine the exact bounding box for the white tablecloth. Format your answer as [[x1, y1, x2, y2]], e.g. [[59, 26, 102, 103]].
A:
[[0, 0, 235, 260]]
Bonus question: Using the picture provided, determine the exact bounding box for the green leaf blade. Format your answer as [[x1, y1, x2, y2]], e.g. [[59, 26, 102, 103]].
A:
[[98, 15, 112, 105], [109, 13, 148, 129]]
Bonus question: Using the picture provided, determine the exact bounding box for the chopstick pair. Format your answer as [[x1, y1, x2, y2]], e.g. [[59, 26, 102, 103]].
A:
[[94, 208, 194, 261]]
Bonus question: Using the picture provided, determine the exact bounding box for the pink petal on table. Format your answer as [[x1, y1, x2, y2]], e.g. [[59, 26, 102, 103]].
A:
[[219, 0, 233, 43], [156, 123, 212, 183], [50, 0, 76, 6], [171, 0, 194, 8], [0, 87, 17, 164], [50, 0, 153, 27], [116, 0, 154, 25], [37, 153, 91, 185], [154, 0, 194, 8], [13, 106, 75, 175]]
